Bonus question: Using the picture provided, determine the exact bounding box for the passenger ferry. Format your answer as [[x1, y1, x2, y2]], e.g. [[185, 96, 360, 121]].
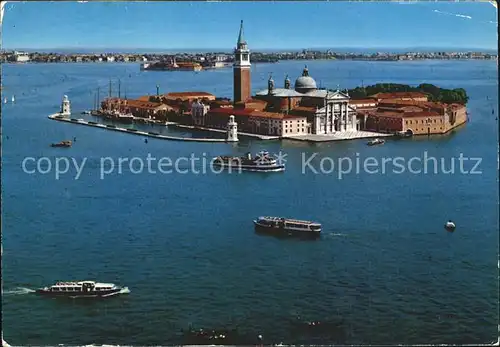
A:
[[36, 280, 129, 298], [253, 216, 322, 235], [212, 151, 285, 172]]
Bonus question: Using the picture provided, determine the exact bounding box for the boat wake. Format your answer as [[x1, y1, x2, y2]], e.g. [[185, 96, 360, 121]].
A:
[[100, 287, 131, 298], [326, 232, 348, 238], [67, 286, 130, 299], [3, 287, 36, 295], [119, 287, 131, 294]]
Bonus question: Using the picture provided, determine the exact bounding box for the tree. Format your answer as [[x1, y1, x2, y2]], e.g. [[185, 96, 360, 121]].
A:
[[347, 83, 468, 105]]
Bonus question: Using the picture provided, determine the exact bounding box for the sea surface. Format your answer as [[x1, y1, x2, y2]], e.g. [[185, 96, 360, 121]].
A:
[[1, 60, 498, 345]]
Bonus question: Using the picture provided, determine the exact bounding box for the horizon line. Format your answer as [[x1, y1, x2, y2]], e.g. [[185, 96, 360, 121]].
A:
[[3, 46, 497, 52]]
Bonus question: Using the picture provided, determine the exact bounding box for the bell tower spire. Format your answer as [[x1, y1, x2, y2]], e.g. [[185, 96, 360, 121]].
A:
[[237, 20, 246, 46], [233, 20, 251, 104]]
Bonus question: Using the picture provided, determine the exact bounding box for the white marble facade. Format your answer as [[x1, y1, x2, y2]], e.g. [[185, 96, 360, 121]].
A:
[[312, 90, 359, 134]]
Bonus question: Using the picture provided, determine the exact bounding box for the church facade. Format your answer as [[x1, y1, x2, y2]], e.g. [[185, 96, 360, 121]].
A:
[[254, 67, 360, 134]]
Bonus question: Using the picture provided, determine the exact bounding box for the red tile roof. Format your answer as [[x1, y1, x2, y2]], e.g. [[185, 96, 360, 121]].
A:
[[249, 111, 285, 120], [209, 107, 254, 116], [105, 98, 173, 110], [166, 92, 215, 98], [245, 98, 268, 104], [209, 107, 305, 120], [284, 115, 308, 120], [367, 110, 442, 119], [350, 99, 378, 104], [126, 100, 164, 108], [378, 100, 447, 112], [293, 106, 317, 112], [403, 111, 443, 118]]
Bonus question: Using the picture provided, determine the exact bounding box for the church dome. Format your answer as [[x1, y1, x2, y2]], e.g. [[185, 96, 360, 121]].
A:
[[294, 66, 317, 93]]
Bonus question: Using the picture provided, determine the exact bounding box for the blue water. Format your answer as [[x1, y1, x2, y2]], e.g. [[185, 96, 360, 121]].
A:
[[1, 60, 498, 345]]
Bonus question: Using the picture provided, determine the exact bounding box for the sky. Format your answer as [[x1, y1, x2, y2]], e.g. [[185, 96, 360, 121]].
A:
[[1, 1, 498, 51]]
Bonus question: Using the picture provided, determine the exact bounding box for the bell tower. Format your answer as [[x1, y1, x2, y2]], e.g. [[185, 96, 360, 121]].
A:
[[233, 20, 251, 103]]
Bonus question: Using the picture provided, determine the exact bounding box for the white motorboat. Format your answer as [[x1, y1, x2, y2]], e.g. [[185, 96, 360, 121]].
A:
[[444, 220, 456, 231]]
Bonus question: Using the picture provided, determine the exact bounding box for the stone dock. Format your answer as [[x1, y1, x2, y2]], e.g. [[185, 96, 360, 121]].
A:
[[283, 130, 393, 142], [48, 114, 391, 143], [48, 114, 282, 142], [173, 124, 280, 141], [48, 114, 229, 143]]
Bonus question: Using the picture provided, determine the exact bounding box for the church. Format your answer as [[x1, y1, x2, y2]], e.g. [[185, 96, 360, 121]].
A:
[[195, 21, 361, 136], [254, 67, 360, 134]]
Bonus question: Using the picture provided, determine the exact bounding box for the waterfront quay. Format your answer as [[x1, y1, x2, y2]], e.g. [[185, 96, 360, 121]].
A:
[[47, 114, 228, 143], [48, 112, 280, 141]]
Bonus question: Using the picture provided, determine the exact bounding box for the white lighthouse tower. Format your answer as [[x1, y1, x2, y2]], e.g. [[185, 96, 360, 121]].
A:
[[60, 95, 71, 116], [226, 115, 239, 142]]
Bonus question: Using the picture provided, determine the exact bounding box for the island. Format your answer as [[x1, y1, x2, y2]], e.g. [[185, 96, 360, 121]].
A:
[[47, 22, 471, 142]]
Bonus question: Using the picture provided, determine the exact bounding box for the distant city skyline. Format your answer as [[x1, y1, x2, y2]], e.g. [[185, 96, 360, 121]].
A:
[[1, 1, 498, 50]]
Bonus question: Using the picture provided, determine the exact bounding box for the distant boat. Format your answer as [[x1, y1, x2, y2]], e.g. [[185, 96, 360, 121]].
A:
[[11, 95, 15, 103], [394, 131, 412, 139], [3, 97, 7, 104], [51, 140, 72, 148], [444, 220, 456, 232], [367, 138, 385, 146]]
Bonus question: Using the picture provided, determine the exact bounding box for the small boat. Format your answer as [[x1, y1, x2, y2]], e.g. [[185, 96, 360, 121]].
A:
[[394, 130, 413, 139], [367, 138, 385, 146], [3, 97, 7, 104], [444, 220, 456, 232], [81, 110, 91, 115], [11, 95, 15, 103], [254, 216, 322, 236], [118, 113, 134, 124], [36, 280, 129, 298], [212, 151, 285, 172], [51, 140, 72, 148]]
